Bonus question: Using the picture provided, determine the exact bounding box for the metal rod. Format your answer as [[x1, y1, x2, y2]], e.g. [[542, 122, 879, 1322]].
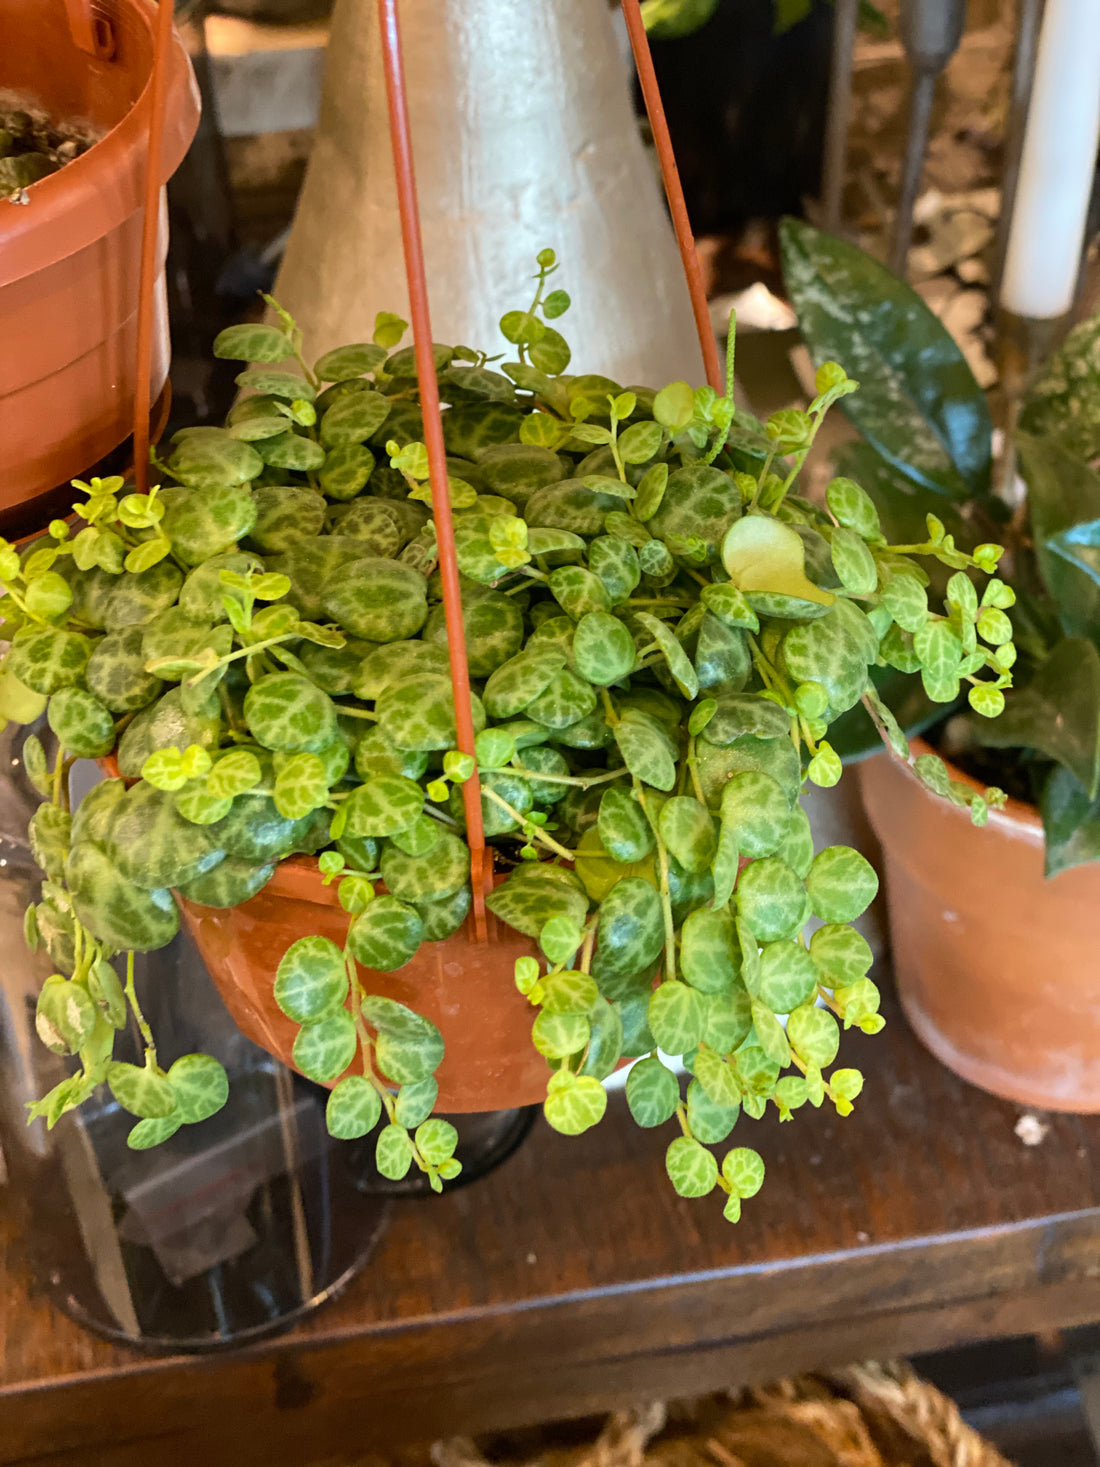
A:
[[889, 70, 937, 276], [889, 0, 968, 279], [822, 0, 860, 234]]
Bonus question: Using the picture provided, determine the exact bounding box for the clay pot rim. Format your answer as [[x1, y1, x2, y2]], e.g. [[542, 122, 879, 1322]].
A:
[[0, 2, 200, 288], [891, 735, 1044, 850]]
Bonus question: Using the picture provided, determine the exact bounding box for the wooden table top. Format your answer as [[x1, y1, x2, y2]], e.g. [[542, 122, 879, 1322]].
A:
[[4, 996, 1100, 1467]]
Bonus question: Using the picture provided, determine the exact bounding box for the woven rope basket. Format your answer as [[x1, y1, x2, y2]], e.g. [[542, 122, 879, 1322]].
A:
[[425, 1364, 1012, 1467]]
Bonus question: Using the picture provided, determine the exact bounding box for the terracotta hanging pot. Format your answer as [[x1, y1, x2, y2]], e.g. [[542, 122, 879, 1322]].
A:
[[0, 0, 199, 530], [176, 858, 552, 1115], [860, 737, 1100, 1112]]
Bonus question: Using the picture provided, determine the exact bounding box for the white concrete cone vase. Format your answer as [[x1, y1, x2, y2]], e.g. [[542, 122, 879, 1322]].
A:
[[272, 0, 705, 385]]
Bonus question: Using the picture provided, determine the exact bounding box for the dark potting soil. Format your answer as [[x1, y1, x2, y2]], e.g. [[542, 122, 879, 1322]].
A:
[[0, 95, 100, 198], [924, 712, 1040, 808]]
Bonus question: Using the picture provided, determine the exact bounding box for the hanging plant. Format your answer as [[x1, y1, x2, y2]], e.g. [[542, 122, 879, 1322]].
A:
[[0, 252, 1012, 1220]]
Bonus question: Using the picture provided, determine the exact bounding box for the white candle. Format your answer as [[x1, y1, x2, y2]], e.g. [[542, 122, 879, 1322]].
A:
[[1001, 0, 1100, 320]]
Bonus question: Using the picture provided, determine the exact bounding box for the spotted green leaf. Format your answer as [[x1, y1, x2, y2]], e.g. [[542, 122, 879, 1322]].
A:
[[665, 1135, 718, 1198], [293, 1009, 357, 1083], [648, 980, 706, 1056], [167, 1054, 229, 1124], [347, 896, 424, 972], [805, 845, 879, 923], [275, 935, 349, 1024], [786, 1003, 840, 1068], [625, 1054, 679, 1127], [107, 1061, 178, 1120], [544, 1071, 607, 1135], [326, 1075, 384, 1139]]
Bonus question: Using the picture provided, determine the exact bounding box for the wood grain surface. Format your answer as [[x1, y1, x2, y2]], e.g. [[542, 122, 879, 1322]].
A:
[[3, 997, 1100, 1466]]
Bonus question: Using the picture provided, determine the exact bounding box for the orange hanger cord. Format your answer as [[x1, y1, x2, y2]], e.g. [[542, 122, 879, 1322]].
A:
[[131, 0, 176, 495], [377, 0, 489, 937], [619, 0, 723, 394]]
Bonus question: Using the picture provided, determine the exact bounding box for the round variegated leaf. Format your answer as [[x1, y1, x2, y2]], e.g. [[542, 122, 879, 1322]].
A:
[[735, 857, 809, 943], [680, 905, 739, 994], [106, 782, 224, 889], [321, 557, 428, 642], [380, 829, 468, 904], [376, 674, 485, 752], [66, 842, 180, 951], [422, 589, 524, 677], [47, 687, 115, 758], [244, 672, 337, 753]]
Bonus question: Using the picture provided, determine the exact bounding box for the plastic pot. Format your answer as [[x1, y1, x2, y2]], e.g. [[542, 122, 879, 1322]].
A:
[[178, 857, 552, 1114], [0, 0, 200, 527], [860, 738, 1100, 1112]]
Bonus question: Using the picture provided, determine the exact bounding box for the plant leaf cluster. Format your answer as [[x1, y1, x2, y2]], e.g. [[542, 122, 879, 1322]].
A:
[[781, 218, 1100, 876], [0, 250, 1009, 1216]]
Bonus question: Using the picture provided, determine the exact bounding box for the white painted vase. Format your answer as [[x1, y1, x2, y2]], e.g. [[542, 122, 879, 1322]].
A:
[[272, 0, 704, 386]]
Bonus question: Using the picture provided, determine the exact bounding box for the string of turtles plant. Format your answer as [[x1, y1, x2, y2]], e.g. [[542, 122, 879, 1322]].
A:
[[0, 250, 1014, 1219]]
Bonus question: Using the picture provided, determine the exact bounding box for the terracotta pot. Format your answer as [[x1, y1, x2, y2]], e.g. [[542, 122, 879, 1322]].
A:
[[177, 858, 551, 1114], [860, 737, 1100, 1111], [0, 0, 200, 527]]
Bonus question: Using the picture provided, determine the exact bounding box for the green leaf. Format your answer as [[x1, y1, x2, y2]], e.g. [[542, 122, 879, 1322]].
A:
[[625, 1055, 680, 1127], [787, 1003, 840, 1067], [532, 1009, 590, 1059], [721, 1146, 765, 1198], [598, 787, 655, 864], [376, 1123, 414, 1180], [35, 975, 96, 1055], [274, 935, 349, 1024], [648, 980, 706, 1056], [347, 896, 424, 972], [107, 1061, 178, 1120], [805, 845, 879, 923], [273, 751, 330, 820], [1040, 764, 1100, 878], [686, 1077, 740, 1143], [703, 984, 753, 1054], [213, 323, 293, 362], [680, 905, 739, 994], [750, 1000, 790, 1066], [665, 1135, 718, 1198], [316, 342, 389, 380], [658, 796, 716, 873], [1020, 312, 1100, 461], [539, 969, 599, 1014], [394, 1076, 439, 1128], [826, 476, 882, 541], [343, 776, 425, 837], [612, 712, 677, 791], [326, 1075, 383, 1139], [809, 923, 873, 987], [415, 1118, 458, 1166], [972, 638, 1100, 798], [720, 770, 791, 859], [1018, 433, 1100, 641], [780, 218, 992, 499], [721, 515, 834, 611], [830, 527, 879, 594], [167, 1054, 229, 1124], [544, 1071, 607, 1134], [653, 381, 696, 431], [756, 940, 819, 1013], [292, 1010, 357, 1083], [694, 1048, 742, 1109], [127, 1116, 182, 1150], [735, 857, 808, 942]]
